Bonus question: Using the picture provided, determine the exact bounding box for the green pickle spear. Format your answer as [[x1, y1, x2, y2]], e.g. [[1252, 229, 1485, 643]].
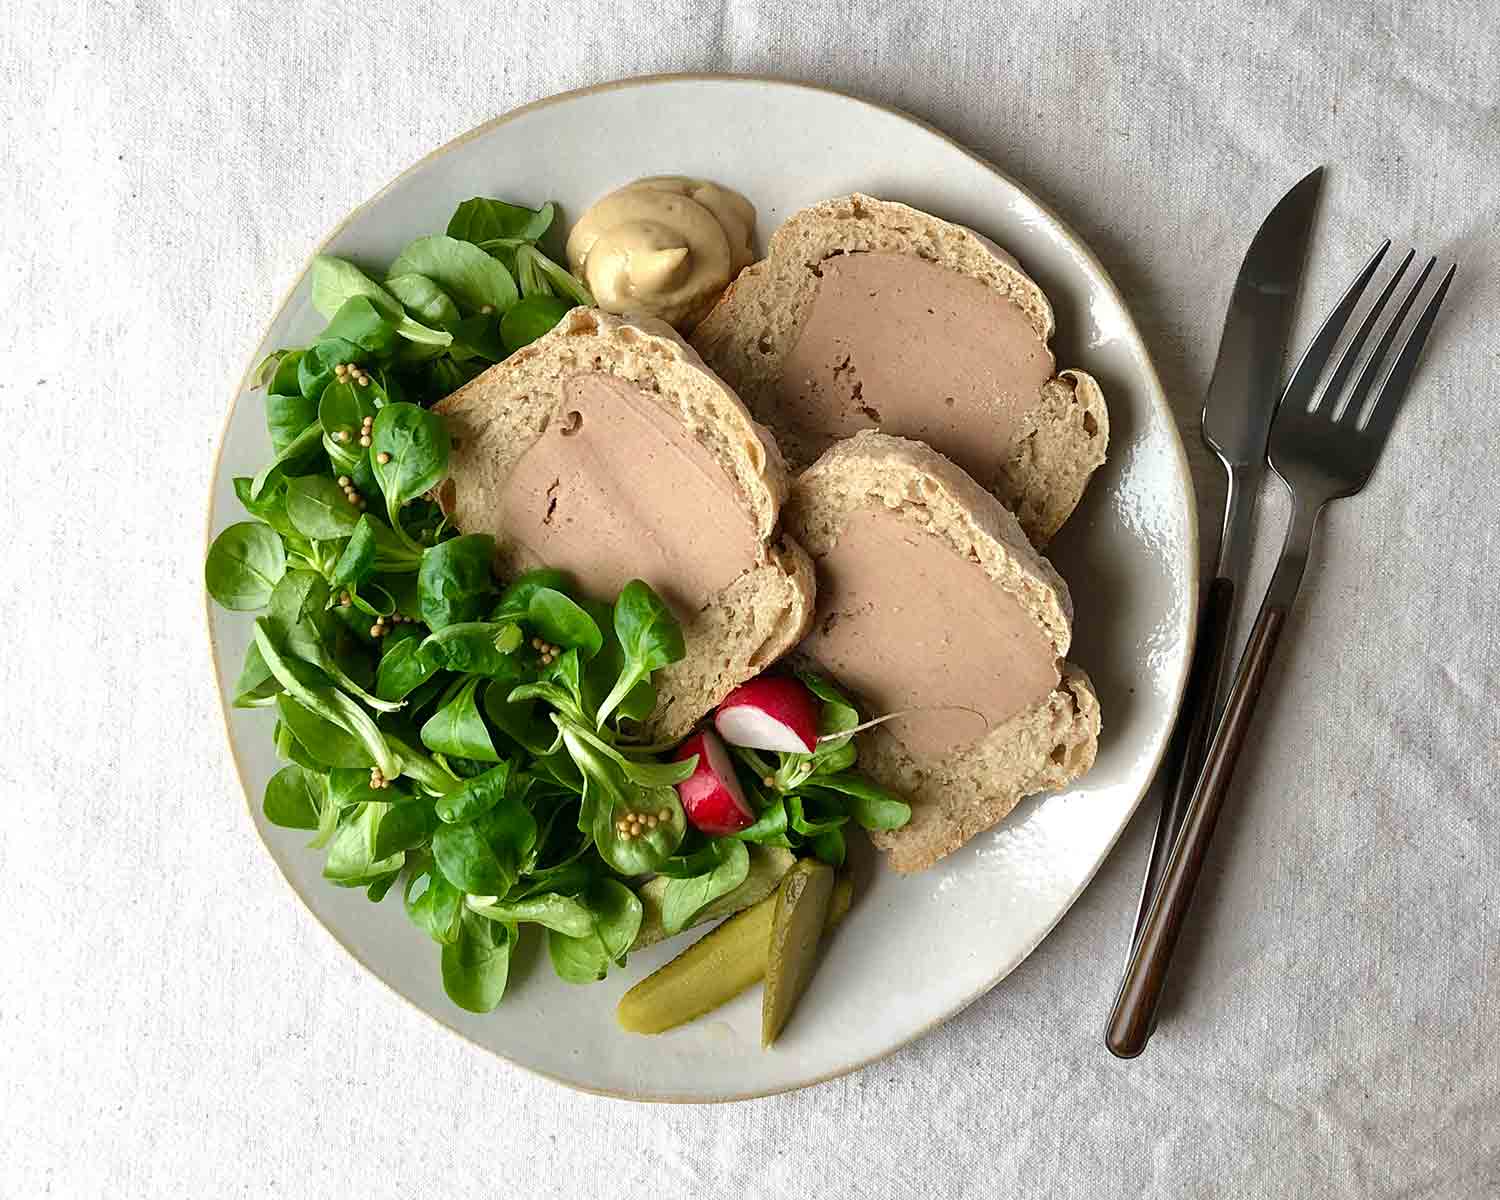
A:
[[761, 860, 836, 1046], [617, 867, 852, 1036]]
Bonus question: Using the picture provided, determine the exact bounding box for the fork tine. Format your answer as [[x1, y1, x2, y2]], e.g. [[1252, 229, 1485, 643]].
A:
[[1279, 240, 1391, 416], [1328, 250, 1415, 419], [1340, 256, 1437, 430], [1361, 262, 1456, 446]]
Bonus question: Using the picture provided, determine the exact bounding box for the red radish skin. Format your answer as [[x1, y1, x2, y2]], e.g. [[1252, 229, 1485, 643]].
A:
[[714, 676, 820, 754], [674, 730, 756, 835]]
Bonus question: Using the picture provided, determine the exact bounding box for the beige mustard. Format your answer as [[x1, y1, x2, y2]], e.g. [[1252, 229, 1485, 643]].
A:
[[566, 176, 756, 331]]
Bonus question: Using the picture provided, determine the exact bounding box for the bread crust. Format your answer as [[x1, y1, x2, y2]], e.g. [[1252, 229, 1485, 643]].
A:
[[785, 432, 1101, 873], [692, 194, 1108, 544]]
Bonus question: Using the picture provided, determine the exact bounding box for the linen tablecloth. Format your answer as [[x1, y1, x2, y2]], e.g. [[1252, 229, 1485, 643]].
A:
[[4, 1, 1497, 1195]]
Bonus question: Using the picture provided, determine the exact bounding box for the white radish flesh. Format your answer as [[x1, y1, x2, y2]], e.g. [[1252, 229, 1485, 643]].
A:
[[714, 677, 819, 754]]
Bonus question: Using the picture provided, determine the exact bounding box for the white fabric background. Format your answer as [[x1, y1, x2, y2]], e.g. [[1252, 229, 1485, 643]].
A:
[[3, 1, 1497, 1196]]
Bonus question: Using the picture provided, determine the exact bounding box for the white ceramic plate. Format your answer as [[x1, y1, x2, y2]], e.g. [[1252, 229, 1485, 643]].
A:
[[207, 75, 1197, 1102]]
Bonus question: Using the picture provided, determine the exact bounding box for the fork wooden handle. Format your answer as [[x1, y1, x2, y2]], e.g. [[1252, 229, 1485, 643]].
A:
[[1105, 602, 1288, 1058]]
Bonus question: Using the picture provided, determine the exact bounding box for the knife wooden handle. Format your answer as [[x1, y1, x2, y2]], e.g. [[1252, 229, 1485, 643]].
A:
[[1105, 601, 1288, 1059], [1129, 575, 1236, 957]]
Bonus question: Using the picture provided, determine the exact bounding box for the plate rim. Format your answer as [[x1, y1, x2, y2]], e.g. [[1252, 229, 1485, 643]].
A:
[[203, 71, 1200, 1103]]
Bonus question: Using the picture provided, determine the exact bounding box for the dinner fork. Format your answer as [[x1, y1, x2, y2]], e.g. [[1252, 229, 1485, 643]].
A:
[[1105, 242, 1457, 1057]]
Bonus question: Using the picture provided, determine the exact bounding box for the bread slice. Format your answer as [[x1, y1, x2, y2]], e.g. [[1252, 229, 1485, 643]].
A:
[[784, 431, 1100, 874], [692, 194, 1108, 545], [434, 308, 816, 741]]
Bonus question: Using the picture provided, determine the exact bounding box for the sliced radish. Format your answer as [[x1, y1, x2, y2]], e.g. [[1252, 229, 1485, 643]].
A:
[[714, 676, 820, 754], [674, 729, 755, 836]]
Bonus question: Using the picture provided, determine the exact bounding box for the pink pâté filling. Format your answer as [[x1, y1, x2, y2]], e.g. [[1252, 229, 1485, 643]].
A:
[[777, 252, 1052, 486], [497, 374, 758, 614], [801, 505, 1058, 755]]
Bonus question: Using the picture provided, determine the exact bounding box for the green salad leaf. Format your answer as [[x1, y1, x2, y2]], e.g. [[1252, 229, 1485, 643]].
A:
[[263, 764, 323, 831], [432, 782, 536, 894], [316, 376, 379, 446], [491, 568, 571, 620], [442, 910, 513, 1012], [546, 880, 642, 984], [321, 295, 400, 356], [786, 792, 848, 836], [813, 828, 847, 867], [255, 621, 398, 777], [311, 255, 402, 321], [205, 522, 286, 610], [386, 273, 462, 328], [266, 571, 401, 713], [482, 675, 557, 756], [417, 534, 495, 630], [448, 197, 556, 244], [370, 402, 450, 547], [311, 255, 452, 347], [331, 520, 376, 587], [434, 759, 512, 824], [333, 515, 423, 587], [419, 621, 523, 676], [376, 635, 441, 702], [233, 477, 299, 541], [467, 892, 595, 938], [659, 839, 750, 935], [432, 821, 510, 895], [323, 798, 431, 886], [405, 858, 464, 944], [389, 235, 519, 315], [527, 587, 603, 659], [274, 693, 370, 769], [248, 421, 321, 501], [515, 244, 594, 306], [285, 475, 362, 541], [420, 677, 502, 762], [233, 640, 280, 708], [595, 580, 685, 727], [810, 773, 912, 831], [266, 383, 317, 453]]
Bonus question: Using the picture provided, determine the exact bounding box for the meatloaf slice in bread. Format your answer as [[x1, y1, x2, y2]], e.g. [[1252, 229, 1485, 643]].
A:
[[784, 431, 1100, 873], [692, 194, 1108, 545], [434, 308, 816, 741]]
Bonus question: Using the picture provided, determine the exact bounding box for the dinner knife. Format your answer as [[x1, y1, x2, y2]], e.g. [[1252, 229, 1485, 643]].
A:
[[1120, 168, 1324, 993]]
